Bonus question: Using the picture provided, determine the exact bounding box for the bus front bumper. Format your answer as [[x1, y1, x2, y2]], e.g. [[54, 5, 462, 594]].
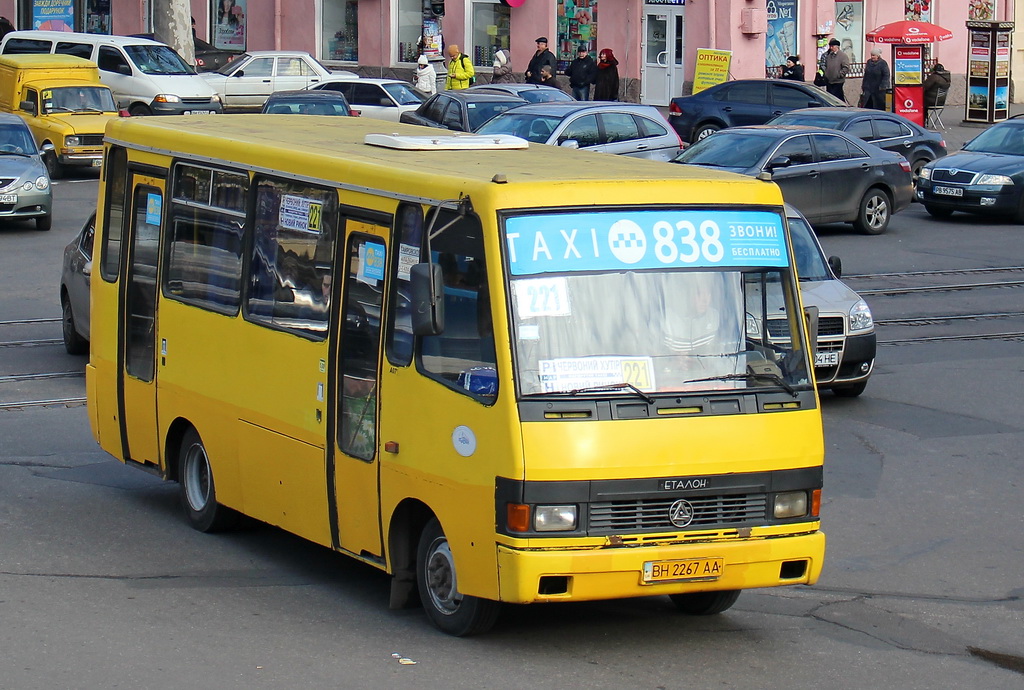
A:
[[496, 530, 825, 604]]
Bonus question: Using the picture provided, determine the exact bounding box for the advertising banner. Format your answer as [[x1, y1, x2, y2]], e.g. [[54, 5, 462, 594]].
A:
[[894, 45, 923, 85], [33, 0, 74, 31], [692, 49, 732, 94], [833, 1, 864, 64], [894, 86, 924, 126], [765, 0, 797, 69], [214, 0, 247, 51]]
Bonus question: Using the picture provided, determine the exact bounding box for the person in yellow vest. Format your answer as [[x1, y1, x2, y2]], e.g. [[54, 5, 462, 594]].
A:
[[445, 44, 475, 90]]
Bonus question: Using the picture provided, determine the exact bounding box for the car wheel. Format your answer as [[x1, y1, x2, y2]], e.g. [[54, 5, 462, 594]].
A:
[[693, 123, 721, 141], [853, 188, 891, 235], [61, 294, 88, 355], [832, 380, 868, 397], [178, 427, 239, 533], [670, 590, 741, 615], [129, 104, 152, 117], [44, 150, 61, 180], [35, 215, 52, 232], [924, 203, 954, 219], [416, 517, 501, 636]]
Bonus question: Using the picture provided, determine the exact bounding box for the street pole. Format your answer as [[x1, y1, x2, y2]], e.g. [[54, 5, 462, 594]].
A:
[[151, 0, 195, 66]]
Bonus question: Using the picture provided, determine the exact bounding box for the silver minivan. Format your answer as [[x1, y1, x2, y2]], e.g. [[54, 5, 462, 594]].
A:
[[0, 31, 223, 116]]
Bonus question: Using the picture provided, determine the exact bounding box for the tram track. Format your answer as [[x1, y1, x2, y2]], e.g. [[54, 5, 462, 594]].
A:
[[0, 316, 86, 411]]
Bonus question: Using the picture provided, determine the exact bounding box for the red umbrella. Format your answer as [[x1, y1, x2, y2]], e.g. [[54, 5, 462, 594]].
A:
[[866, 20, 954, 44]]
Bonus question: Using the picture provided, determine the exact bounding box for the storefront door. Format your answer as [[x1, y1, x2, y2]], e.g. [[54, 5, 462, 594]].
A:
[[641, 4, 685, 106]]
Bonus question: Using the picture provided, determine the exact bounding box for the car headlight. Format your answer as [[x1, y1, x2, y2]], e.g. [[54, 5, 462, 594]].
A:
[[917, 167, 931, 180], [849, 299, 873, 333], [154, 94, 181, 103], [774, 491, 808, 518], [211, 93, 222, 104], [977, 174, 1013, 185], [534, 505, 578, 532], [65, 135, 80, 147], [35, 176, 50, 190], [22, 180, 34, 191]]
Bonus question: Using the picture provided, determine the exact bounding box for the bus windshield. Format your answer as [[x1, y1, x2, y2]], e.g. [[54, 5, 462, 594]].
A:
[[504, 208, 811, 397]]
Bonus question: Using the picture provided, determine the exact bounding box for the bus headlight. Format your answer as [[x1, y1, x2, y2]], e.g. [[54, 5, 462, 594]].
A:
[[849, 299, 873, 333], [534, 505, 577, 532], [34, 176, 49, 190], [774, 491, 808, 518], [65, 135, 80, 147]]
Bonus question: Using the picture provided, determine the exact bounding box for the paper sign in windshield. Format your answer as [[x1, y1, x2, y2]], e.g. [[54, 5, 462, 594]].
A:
[[280, 195, 323, 234], [505, 210, 787, 275], [515, 277, 570, 318], [539, 356, 655, 393]]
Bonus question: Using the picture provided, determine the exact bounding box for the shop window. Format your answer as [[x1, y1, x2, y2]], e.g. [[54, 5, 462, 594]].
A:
[[469, 0, 509, 67], [397, 0, 422, 64], [323, 0, 358, 62]]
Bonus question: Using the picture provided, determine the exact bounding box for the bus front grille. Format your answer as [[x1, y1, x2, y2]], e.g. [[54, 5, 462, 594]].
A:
[[588, 493, 768, 534]]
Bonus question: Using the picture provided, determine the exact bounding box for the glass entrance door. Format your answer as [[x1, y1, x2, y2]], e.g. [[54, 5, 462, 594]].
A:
[[641, 5, 685, 106]]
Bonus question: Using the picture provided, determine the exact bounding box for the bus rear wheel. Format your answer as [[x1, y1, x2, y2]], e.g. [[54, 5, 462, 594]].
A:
[[178, 428, 238, 532], [416, 518, 500, 636], [670, 590, 741, 615]]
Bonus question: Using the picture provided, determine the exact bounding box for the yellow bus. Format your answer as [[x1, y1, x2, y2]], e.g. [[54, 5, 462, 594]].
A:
[[87, 115, 826, 636]]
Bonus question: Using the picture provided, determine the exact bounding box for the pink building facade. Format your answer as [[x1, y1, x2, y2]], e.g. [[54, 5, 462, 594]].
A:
[[0, 0, 1014, 105]]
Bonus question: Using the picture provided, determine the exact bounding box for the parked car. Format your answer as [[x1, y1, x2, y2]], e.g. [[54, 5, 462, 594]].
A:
[[60, 211, 95, 354], [0, 113, 52, 231], [466, 83, 574, 103], [261, 90, 356, 116], [200, 51, 355, 111], [668, 79, 847, 143], [399, 91, 526, 132], [769, 107, 946, 181], [309, 78, 424, 121], [671, 125, 913, 234], [476, 102, 681, 161], [916, 116, 1024, 221], [783, 205, 875, 397]]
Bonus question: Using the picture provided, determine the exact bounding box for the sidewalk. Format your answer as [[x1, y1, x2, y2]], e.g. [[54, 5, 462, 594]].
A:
[[940, 102, 1024, 150]]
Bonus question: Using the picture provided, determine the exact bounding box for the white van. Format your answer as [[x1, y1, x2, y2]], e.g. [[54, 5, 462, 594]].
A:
[[0, 31, 222, 116]]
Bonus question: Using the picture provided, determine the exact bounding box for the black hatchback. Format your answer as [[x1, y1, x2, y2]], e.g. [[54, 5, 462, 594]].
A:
[[400, 91, 526, 132], [769, 107, 946, 181], [667, 79, 847, 143]]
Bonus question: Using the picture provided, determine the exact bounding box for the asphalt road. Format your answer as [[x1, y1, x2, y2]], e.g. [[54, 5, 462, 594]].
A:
[[1, 171, 1022, 688]]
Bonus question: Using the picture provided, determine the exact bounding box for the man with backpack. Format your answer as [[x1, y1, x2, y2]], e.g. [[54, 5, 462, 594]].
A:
[[445, 44, 475, 90]]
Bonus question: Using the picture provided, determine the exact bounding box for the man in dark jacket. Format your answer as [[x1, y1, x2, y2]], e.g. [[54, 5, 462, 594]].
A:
[[525, 36, 556, 85], [565, 45, 597, 100], [821, 38, 850, 102]]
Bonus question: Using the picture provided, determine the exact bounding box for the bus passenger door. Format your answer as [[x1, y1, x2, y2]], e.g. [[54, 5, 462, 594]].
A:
[[117, 175, 164, 468], [331, 223, 388, 559]]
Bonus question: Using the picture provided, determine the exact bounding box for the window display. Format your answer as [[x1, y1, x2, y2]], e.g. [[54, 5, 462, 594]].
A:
[[470, 1, 510, 67], [323, 0, 358, 62]]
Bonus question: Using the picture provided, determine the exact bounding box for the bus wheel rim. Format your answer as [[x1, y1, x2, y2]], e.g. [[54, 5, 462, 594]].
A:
[[183, 443, 211, 512], [425, 537, 461, 615]]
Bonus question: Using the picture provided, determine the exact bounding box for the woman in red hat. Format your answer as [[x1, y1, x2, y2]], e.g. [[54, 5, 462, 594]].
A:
[[593, 48, 619, 101]]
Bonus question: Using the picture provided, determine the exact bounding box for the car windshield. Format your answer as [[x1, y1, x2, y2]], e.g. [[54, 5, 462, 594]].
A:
[[216, 53, 251, 75], [505, 209, 811, 398], [963, 123, 1024, 155], [125, 45, 196, 75], [519, 89, 573, 103], [466, 101, 524, 131], [0, 123, 38, 153], [477, 112, 563, 143], [673, 132, 776, 167], [786, 215, 831, 282], [42, 86, 117, 113], [382, 82, 425, 105]]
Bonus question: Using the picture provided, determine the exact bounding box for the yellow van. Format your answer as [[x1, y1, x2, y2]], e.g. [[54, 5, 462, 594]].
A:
[[0, 54, 118, 177]]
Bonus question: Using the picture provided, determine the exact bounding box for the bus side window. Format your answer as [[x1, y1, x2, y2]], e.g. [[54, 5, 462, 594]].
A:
[[386, 203, 423, 366], [338, 235, 385, 460], [418, 210, 497, 400], [245, 176, 337, 338], [100, 145, 128, 281]]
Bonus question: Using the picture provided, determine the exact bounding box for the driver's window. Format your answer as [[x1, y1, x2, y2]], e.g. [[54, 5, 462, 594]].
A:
[[558, 114, 599, 147], [442, 101, 463, 129], [24, 88, 38, 113], [243, 58, 274, 77], [773, 135, 813, 165], [97, 46, 130, 74]]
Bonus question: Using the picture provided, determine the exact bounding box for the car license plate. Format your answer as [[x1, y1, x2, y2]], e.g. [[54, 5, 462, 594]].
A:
[[0, 194, 16, 203], [642, 558, 723, 583], [933, 185, 963, 197], [183, 110, 214, 115], [814, 351, 840, 367]]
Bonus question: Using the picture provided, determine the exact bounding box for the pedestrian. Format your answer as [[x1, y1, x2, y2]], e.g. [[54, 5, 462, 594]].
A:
[[525, 36, 556, 85], [0, 16, 14, 38], [780, 55, 804, 82], [565, 44, 597, 100], [414, 54, 437, 96], [860, 47, 890, 110], [491, 49, 514, 84], [538, 64, 558, 88], [820, 38, 850, 102], [593, 48, 619, 101], [445, 44, 474, 91], [923, 62, 951, 113]]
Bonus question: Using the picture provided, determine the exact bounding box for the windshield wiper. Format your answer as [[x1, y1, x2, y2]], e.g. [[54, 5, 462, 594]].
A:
[[46, 106, 72, 113], [72, 107, 105, 113], [683, 372, 798, 397], [568, 382, 654, 404], [0, 151, 30, 157]]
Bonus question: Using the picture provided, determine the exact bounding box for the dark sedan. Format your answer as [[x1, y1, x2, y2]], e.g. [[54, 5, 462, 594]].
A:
[[672, 125, 913, 234], [466, 83, 574, 103], [668, 79, 847, 143], [399, 91, 526, 132], [261, 90, 355, 116], [917, 117, 1024, 221], [769, 107, 946, 180]]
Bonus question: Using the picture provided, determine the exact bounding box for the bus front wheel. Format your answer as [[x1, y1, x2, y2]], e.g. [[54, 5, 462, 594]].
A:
[[178, 428, 238, 533], [670, 590, 741, 615], [416, 518, 500, 636]]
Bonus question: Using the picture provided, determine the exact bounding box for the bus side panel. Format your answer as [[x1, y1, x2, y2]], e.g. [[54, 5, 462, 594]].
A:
[[378, 366, 524, 602], [88, 240, 123, 460]]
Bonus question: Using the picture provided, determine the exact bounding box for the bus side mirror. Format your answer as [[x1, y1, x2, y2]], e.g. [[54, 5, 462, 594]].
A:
[[410, 262, 445, 336]]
